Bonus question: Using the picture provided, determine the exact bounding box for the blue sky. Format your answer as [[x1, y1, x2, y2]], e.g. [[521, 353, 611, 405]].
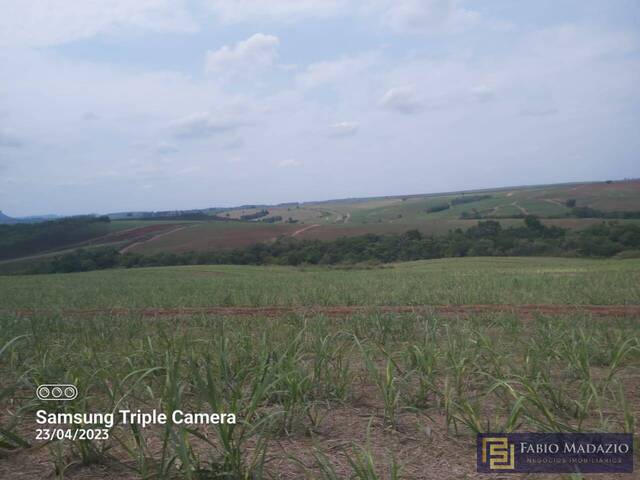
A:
[[0, 0, 639, 216]]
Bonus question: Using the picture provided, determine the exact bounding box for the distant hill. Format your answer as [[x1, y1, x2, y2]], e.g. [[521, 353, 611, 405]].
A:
[[0, 211, 18, 224], [20, 214, 59, 222], [1, 178, 639, 267], [0, 211, 60, 224]]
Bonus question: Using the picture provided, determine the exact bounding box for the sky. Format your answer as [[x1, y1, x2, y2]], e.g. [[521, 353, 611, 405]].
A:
[[0, 1, 639, 216]]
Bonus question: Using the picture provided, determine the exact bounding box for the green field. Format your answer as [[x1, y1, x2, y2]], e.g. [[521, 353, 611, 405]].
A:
[[0, 256, 639, 479], [304, 180, 640, 225], [2, 257, 640, 309]]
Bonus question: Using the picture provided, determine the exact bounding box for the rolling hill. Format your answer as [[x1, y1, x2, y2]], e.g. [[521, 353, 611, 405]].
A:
[[1, 179, 639, 268]]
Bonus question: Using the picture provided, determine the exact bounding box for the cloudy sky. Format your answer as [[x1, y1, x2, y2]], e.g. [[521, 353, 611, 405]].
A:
[[1, 1, 639, 216]]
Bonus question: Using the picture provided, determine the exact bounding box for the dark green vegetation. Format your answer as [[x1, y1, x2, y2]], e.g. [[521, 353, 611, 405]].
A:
[[240, 210, 270, 221], [22, 218, 640, 274], [426, 195, 493, 213], [0, 216, 112, 261], [569, 206, 640, 219]]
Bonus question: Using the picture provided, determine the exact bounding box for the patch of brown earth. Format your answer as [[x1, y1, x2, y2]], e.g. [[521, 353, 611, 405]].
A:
[[92, 224, 185, 245]]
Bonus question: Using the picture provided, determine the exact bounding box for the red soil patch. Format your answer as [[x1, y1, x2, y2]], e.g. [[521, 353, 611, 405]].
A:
[[129, 224, 300, 254], [297, 223, 419, 241], [120, 226, 190, 253], [7, 304, 640, 319], [565, 180, 640, 211], [88, 224, 185, 245]]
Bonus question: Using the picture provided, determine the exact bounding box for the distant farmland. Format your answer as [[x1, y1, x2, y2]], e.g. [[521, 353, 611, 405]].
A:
[[119, 179, 640, 255], [1, 179, 639, 266]]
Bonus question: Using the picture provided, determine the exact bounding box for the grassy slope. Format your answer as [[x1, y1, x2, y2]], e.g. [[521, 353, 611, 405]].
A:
[[2, 257, 639, 309], [323, 180, 640, 224]]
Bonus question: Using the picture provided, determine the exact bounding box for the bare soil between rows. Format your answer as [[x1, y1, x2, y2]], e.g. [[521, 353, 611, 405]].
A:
[[7, 304, 640, 318]]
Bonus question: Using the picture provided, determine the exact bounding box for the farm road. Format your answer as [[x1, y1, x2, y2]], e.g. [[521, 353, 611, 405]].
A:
[[119, 225, 193, 253], [291, 224, 320, 237]]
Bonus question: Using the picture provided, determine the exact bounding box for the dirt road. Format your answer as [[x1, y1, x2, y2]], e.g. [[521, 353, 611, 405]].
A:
[[291, 224, 320, 237], [120, 226, 192, 253]]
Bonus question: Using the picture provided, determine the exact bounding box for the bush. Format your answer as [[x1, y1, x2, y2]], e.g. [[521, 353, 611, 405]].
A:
[[426, 204, 450, 213]]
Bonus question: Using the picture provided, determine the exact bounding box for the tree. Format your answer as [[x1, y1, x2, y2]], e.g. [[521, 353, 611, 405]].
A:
[[404, 229, 422, 241], [524, 215, 543, 230]]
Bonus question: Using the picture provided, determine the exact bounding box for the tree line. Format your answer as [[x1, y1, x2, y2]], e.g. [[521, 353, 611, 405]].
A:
[[426, 195, 493, 213], [21, 216, 640, 274], [0, 215, 111, 261]]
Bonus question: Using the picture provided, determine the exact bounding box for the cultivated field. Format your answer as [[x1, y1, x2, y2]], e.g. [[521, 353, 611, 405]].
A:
[[2, 257, 640, 309], [1, 257, 639, 479], [3, 180, 640, 268], [120, 180, 640, 255]]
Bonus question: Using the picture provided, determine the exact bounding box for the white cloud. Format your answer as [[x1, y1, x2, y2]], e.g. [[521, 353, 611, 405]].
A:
[[521, 25, 639, 63], [205, 0, 349, 23], [0, 0, 196, 47], [278, 158, 301, 168], [204, 0, 480, 34], [205, 33, 280, 79], [379, 86, 424, 114], [81, 112, 100, 121], [169, 113, 244, 140], [327, 121, 360, 137], [2, 2, 639, 216], [377, 59, 500, 115], [519, 107, 559, 117], [221, 137, 245, 150], [469, 85, 494, 103], [0, 0, 493, 51], [0, 130, 23, 148], [296, 54, 376, 89], [155, 142, 179, 154], [368, 0, 479, 34]]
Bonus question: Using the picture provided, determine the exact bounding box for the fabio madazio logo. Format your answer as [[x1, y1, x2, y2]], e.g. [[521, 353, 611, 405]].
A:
[[36, 384, 78, 401], [477, 433, 633, 473]]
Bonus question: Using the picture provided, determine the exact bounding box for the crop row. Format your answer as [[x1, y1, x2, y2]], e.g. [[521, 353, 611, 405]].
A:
[[0, 313, 638, 479]]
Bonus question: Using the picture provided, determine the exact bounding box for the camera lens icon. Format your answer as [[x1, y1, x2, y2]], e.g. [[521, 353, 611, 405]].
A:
[[37, 384, 77, 401]]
